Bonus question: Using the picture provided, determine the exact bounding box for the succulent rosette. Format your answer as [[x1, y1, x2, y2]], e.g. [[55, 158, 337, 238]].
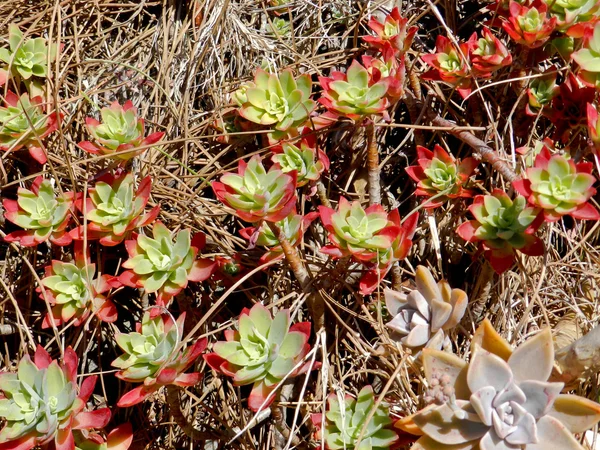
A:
[[572, 22, 600, 88], [311, 385, 399, 450], [359, 209, 419, 295], [0, 91, 61, 164], [318, 60, 391, 120], [587, 101, 600, 151], [396, 320, 600, 450], [0, 25, 57, 80], [362, 54, 406, 102], [405, 145, 478, 208], [118, 221, 216, 306], [526, 70, 559, 115], [79, 100, 165, 161], [112, 310, 207, 407], [239, 212, 318, 263], [318, 198, 401, 262], [549, 74, 595, 142], [3, 176, 73, 247], [73, 423, 133, 450], [363, 6, 417, 56], [0, 346, 111, 450], [38, 246, 118, 328], [543, 0, 600, 29], [271, 137, 329, 187], [212, 155, 297, 223], [237, 68, 315, 131], [467, 28, 513, 78], [502, 1, 557, 48], [513, 146, 599, 221], [204, 303, 314, 411], [70, 171, 159, 246], [385, 266, 467, 351], [422, 36, 472, 98], [456, 189, 544, 274]]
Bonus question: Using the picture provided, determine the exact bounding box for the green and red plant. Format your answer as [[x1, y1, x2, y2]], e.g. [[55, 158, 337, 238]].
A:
[[405, 145, 478, 208], [513, 146, 600, 221], [318, 60, 391, 120], [0, 91, 61, 164], [70, 171, 159, 246], [502, 1, 557, 48], [118, 221, 215, 306], [572, 21, 600, 87], [421, 36, 472, 98], [79, 100, 164, 161], [363, 7, 417, 56], [3, 176, 73, 247], [0, 346, 111, 450], [544, 0, 600, 29], [467, 28, 512, 78], [204, 303, 314, 411], [73, 423, 133, 450], [38, 244, 118, 328], [549, 74, 595, 142], [112, 310, 207, 407], [271, 135, 329, 187], [212, 155, 297, 223], [526, 69, 559, 115], [0, 25, 58, 81], [239, 212, 318, 263], [362, 54, 406, 102], [456, 189, 544, 273], [236, 68, 315, 132]]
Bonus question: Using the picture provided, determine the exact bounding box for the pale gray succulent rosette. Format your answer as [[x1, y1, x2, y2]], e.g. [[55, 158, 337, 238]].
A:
[[385, 266, 467, 351], [399, 323, 600, 450]]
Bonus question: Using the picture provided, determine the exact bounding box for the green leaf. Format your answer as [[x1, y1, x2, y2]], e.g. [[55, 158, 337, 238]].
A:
[[268, 310, 290, 345]]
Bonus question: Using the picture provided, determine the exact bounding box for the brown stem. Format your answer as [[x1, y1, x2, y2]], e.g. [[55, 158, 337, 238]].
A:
[[267, 222, 325, 331], [166, 385, 215, 440], [404, 91, 518, 183], [315, 179, 331, 207], [366, 121, 381, 206], [391, 263, 402, 291]]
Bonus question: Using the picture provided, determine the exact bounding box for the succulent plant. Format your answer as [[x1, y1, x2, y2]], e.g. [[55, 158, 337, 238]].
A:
[[271, 136, 329, 187], [118, 221, 215, 306], [269, 18, 290, 36], [3, 176, 73, 247], [422, 36, 472, 99], [112, 310, 207, 407], [526, 69, 559, 115], [549, 74, 595, 143], [513, 145, 599, 222], [543, 0, 599, 29], [0, 25, 58, 80], [311, 385, 399, 450], [73, 423, 133, 450], [319, 198, 401, 263], [405, 145, 478, 209], [456, 189, 544, 274], [318, 60, 391, 120], [359, 209, 419, 296], [212, 155, 298, 223], [239, 212, 318, 263], [0, 91, 61, 164], [363, 7, 417, 56], [237, 68, 315, 132], [70, 171, 159, 246], [396, 320, 600, 450], [39, 246, 117, 328], [502, 1, 557, 48], [362, 54, 406, 102], [467, 28, 513, 78], [572, 22, 600, 88], [385, 266, 467, 351], [204, 303, 313, 411], [79, 100, 165, 161], [0, 345, 111, 450]]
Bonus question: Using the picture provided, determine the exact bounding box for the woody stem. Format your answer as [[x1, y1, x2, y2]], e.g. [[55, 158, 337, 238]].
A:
[[366, 120, 381, 206]]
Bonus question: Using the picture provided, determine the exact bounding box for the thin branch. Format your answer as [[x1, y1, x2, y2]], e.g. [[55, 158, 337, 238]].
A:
[[366, 120, 381, 206]]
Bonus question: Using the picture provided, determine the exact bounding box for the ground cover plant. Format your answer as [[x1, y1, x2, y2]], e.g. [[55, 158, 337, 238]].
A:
[[3, 0, 600, 449]]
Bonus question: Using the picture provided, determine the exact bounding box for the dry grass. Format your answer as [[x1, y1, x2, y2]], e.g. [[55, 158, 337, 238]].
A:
[[1, 0, 600, 449]]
